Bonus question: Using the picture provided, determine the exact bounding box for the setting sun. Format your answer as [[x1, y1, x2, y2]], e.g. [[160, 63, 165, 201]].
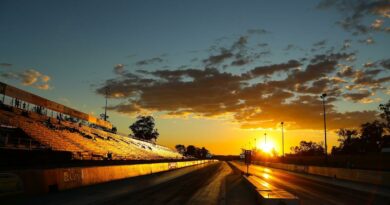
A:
[[257, 141, 276, 154]]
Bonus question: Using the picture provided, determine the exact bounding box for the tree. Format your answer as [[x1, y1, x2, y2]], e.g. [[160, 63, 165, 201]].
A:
[[379, 100, 390, 131], [175, 144, 186, 155], [186, 145, 197, 157], [360, 120, 383, 152], [335, 128, 360, 154], [129, 116, 159, 141], [200, 147, 209, 158], [290, 141, 324, 156]]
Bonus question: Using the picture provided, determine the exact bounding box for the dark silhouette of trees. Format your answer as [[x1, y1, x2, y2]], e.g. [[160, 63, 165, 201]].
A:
[[175, 144, 210, 158], [290, 141, 324, 156], [199, 147, 209, 158], [175, 144, 186, 155], [333, 128, 360, 154], [129, 116, 159, 141], [186, 145, 197, 157], [379, 100, 390, 131], [332, 100, 390, 154], [360, 120, 383, 152]]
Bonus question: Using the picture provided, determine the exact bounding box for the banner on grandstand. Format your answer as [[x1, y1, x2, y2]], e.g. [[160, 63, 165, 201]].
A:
[[0, 82, 112, 129]]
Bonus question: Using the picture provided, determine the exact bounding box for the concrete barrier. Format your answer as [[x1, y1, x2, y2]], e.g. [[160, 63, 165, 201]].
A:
[[228, 162, 299, 205], [254, 161, 390, 187], [243, 175, 299, 205], [3, 160, 217, 195]]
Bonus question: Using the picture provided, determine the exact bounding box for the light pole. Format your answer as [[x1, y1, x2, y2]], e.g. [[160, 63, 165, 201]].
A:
[[320, 93, 327, 157], [264, 133, 267, 144], [104, 87, 109, 121], [254, 137, 257, 150], [281, 122, 284, 157]]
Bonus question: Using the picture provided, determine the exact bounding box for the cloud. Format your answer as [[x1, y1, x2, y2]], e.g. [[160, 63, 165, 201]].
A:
[[247, 28, 269, 35], [113, 64, 126, 74], [203, 49, 234, 66], [337, 65, 355, 77], [203, 35, 264, 67], [371, 19, 384, 30], [380, 58, 390, 69], [313, 39, 327, 47], [0, 63, 12, 67], [95, 48, 386, 131], [257, 43, 268, 47], [317, 0, 390, 35], [136, 57, 163, 66], [247, 60, 301, 77], [341, 39, 351, 50], [342, 90, 372, 102], [0, 69, 52, 90], [231, 58, 250, 66], [358, 37, 375, 44], [310, 52, 355, 63]]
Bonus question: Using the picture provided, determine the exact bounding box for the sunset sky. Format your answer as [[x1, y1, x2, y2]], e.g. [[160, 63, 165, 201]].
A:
[[0, 0, 389, 155]]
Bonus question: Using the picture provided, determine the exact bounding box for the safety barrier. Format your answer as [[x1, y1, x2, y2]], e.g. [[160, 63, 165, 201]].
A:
[[229, 161, 299, 205], [254, 161, 390, 187], [2, 159, 217, 195]]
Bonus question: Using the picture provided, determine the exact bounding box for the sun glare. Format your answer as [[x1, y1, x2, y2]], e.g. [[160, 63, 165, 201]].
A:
[[257, 141, 275, 154]]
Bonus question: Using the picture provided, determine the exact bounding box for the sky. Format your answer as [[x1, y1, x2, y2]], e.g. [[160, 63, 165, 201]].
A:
[[0, 0, 389, 155]]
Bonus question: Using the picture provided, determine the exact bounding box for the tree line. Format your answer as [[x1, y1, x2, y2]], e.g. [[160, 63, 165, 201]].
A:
[[291, 100, 390, 156], [175, 144, 210, 158]]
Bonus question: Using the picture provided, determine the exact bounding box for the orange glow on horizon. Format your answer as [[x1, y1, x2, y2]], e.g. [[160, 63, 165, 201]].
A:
[[257, 140, 276, 155]]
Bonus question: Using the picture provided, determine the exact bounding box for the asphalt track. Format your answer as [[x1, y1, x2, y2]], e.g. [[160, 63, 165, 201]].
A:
[[2, 161, 257, 205], [231, 161, 390, 205], [4, 161, 390, 205]]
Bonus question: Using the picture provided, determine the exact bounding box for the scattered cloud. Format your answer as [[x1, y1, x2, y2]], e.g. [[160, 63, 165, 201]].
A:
[[317, 0, 390, 35], [380, 58, 390, 69], [95, 49, 385, 130], [342, 90, 371, 102], [136, 57, 164, 66], [113, 64, 126, 75], [358, 36, 375, 44], [247, 28, 269, 35], [0, 63, 12, 67], [0, 69, 52, 90]]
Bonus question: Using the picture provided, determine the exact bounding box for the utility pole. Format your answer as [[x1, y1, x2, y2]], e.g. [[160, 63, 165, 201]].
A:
[[320, 93, 327, 158], [254, 137, 257, 150], [104, 87, 109, 121], [281, 122, 284, 157]]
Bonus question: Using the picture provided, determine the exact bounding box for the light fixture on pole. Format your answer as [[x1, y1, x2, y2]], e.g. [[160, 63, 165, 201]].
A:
[[320, 93, 327, 157], [281, 121, 284, 157], [104, 87, 109, 121]]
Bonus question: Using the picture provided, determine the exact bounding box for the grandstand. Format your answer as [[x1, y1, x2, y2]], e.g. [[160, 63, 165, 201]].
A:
[[0, 82, 182, 163]]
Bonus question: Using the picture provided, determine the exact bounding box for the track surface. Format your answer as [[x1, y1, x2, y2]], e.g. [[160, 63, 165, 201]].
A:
[[3, 161, 257, 205], [106, 161, 257, 205], [231, 161, 390, 205]]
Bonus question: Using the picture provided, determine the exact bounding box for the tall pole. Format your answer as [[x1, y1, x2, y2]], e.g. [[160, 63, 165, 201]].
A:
[[104, 87, 108, 121], [264, 133, 267, 144], [321, 93, 327, 157], [254, 137, 257, 150], [281, 122, 284, 157]]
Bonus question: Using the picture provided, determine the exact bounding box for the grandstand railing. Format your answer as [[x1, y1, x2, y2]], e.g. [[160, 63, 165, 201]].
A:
[[0, 135, 48, 150]]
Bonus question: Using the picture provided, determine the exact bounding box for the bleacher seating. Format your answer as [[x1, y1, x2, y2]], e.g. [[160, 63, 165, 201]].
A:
[[0, 107, 182, 160]]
